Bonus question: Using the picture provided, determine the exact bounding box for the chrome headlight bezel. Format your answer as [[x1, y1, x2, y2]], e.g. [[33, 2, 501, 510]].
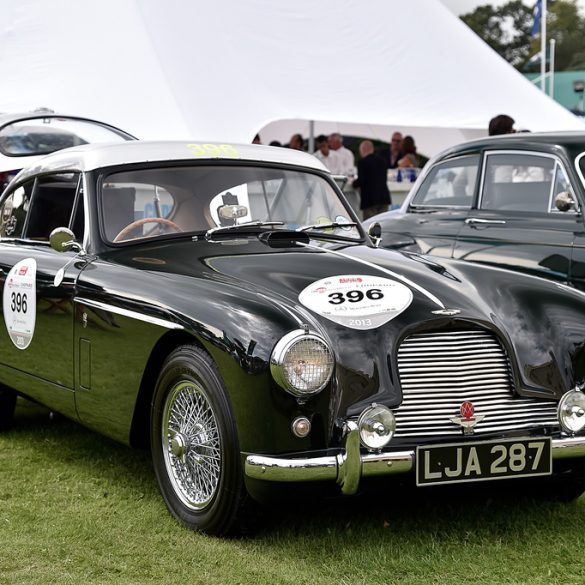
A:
[[270, 329, 334, 398], [558, 389, 585, 435]]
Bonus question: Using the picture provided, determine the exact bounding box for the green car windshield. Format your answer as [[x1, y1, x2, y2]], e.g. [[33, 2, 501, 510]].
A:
[[101, 164, 361, 243]]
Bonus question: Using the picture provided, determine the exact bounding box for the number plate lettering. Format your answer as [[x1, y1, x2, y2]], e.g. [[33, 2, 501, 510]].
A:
[[416, 438, 551, 486]]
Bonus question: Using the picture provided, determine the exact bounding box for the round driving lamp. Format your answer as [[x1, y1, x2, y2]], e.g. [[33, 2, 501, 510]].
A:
[[558, 389, 585, 434], [358, 404, 396, 450], [270, 330, 334, 398]]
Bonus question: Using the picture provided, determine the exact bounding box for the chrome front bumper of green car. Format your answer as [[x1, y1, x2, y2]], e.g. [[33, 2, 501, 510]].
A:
[[245, 423, 585, 495]]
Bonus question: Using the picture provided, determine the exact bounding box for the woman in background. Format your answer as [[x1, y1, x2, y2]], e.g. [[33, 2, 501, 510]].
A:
[[398, 135, 421, 168]]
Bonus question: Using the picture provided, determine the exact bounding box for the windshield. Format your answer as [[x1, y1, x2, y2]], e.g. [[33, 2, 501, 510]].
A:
[[0, 117, 132, 157], [100, 164, 361, 244]]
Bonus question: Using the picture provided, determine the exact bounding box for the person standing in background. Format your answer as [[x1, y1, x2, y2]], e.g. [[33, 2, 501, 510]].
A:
[[328, 132, 359, 214], [352, 140, 391, 220], [488, 114, 516, 136], [328, 133, 355, 177], [313, 134, 343, 174], [398, 135, 421, 168], [379, 131, 403, 169], [288, 133, 305, 150]]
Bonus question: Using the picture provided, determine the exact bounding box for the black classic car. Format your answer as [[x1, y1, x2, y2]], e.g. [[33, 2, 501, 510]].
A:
[[0, 110, 135, 191], [2, 141, 585, 535], [365, 132, 585, 290]]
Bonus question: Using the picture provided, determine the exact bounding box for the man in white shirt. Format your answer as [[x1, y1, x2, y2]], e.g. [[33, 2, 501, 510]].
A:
[[328, 132, 356, 178], [313, 135, 343, 174], [327, 132, 359, 215]]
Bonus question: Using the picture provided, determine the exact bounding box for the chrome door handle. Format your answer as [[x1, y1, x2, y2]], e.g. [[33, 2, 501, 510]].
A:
[[465, 218, 506, 225]]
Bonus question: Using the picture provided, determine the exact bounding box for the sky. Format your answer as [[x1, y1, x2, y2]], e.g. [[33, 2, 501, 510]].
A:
[[441, 0, 585, 15]]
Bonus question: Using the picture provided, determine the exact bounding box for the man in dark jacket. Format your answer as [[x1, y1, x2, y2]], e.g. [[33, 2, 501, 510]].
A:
[[352, 140, 391, 220]]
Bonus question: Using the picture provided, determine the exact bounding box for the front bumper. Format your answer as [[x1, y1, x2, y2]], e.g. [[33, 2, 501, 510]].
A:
[[244, 424, 585, 495]]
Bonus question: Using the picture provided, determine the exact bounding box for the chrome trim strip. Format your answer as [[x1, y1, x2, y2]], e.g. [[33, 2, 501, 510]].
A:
[[574, 151, 585, 194], [75, 297, 184, 330], [244, 436, 585, 485], [296, 241, 445, 309]]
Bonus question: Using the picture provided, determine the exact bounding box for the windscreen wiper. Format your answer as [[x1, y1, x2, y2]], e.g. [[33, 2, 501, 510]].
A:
[[202, 221, 285, 240], [297, 221, 358, 232]]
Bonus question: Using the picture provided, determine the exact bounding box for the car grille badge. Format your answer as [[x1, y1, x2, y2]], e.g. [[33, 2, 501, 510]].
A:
[[450, 401, 485, 435]]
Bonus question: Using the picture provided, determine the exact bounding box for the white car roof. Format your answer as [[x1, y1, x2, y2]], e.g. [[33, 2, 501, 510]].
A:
[[14, 140, 329, 183]]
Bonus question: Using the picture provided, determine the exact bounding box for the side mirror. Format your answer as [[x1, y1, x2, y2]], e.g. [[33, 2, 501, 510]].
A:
[[554, 191, 576, 213], [49, 227, 83, 253], [368, 222, 382, 248]]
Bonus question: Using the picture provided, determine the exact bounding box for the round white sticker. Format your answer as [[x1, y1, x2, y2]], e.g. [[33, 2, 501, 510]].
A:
[[298, 274, 413, 330], [3, 258, 37, 349]]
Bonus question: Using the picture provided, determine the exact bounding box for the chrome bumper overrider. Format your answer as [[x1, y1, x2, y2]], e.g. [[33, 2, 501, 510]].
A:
[[244, 425, 585, 495]]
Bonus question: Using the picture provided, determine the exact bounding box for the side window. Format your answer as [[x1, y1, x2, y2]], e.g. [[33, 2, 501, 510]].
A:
[[24, 173, 80, 241], [0, 180, 34, 238], [481, 153, 554, 213], [549, 163, 577, 213], [411, 155, 479, 208]]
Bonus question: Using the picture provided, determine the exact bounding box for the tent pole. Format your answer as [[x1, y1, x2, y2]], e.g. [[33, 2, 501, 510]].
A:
[[308, 120, 315, 153]]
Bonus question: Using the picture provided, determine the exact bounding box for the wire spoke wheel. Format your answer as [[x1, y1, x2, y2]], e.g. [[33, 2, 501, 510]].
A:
[[151, 345, 253, 535], [162, 380, 221, 509]]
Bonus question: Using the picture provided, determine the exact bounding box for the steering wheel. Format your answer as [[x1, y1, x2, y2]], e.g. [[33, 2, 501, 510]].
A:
[[113, 217, 182, 242]]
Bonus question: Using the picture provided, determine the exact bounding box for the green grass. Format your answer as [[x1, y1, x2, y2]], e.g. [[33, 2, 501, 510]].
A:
[[2, 398, 585, 584]]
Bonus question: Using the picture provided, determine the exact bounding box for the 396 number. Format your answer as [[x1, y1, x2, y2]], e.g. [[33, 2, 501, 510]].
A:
[[328, 288, 383, 305], [187, 143, 239, 158], [10, 292, 27, 314]]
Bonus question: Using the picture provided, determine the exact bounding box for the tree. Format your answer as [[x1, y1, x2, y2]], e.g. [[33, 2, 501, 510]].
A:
[[546, 1, 585, 70], [461, 1, 533, 68], [461, 0, 585, 71]]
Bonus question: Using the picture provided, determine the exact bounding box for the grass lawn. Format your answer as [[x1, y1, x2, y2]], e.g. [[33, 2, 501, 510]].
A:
[[2, 398, 585, 584]]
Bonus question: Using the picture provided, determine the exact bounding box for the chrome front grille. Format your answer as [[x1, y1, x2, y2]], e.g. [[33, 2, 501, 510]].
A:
[[395, 330, 558, 438]]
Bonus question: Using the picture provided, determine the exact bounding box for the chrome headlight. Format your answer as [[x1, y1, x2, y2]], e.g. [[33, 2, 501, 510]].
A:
[[270, 329, 334, 398], [558, 389, 585, 434], [358, 404, 396, 450]]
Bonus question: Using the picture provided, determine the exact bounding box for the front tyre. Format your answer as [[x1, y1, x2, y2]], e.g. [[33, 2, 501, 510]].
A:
[[151, 344, 251, 535]]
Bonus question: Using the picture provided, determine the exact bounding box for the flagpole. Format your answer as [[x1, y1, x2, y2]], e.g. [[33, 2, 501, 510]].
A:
[[549, 38, 556, 98], [540, 0, 547, 91]]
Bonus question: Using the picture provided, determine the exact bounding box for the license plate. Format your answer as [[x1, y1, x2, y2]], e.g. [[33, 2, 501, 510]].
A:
[[416, 437, 552, 486]]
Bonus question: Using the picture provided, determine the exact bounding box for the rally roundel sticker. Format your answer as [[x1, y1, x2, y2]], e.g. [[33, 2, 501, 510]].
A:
[[298, 274, 413, 330], [3, 258, 36, 350]]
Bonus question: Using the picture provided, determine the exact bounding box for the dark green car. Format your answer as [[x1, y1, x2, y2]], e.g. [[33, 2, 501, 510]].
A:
[[365, 132, 585, 290], [2, 141, 585, 535]]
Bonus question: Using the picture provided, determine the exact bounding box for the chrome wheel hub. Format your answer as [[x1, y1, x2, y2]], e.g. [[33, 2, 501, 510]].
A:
[[162, 381, 221, 510], [170, 432, 188, 461]]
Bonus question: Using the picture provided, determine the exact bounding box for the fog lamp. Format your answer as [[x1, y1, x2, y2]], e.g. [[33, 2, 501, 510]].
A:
[[271, 330, 334, 398], [358, 404, 396, 450], [558, 389, 585, 434]]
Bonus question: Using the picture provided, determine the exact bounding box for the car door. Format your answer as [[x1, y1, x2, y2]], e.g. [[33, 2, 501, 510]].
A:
[[0, 172, 87, 416], [380, 154, 480, 258], [454, 151, 581, 284]]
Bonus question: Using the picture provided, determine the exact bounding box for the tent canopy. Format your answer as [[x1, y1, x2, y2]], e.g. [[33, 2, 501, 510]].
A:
[[0, 0, 582, 157]]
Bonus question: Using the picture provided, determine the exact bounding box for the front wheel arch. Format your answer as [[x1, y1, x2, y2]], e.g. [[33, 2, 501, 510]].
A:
[[129, 330, 202, 449]]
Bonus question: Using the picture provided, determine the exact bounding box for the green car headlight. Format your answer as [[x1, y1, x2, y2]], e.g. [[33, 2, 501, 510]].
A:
[[271, 330, 334, 398], [558, 389, 585, 434]]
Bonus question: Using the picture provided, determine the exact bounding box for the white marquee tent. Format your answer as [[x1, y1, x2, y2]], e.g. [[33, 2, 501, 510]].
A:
[[0, 0, 582, 157]]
